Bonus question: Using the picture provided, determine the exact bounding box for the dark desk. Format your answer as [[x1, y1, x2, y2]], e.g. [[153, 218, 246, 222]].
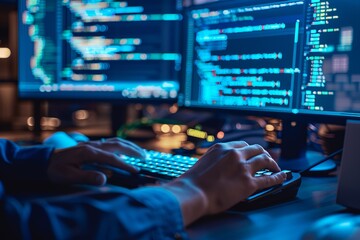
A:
[[187, 176, 348, 240]]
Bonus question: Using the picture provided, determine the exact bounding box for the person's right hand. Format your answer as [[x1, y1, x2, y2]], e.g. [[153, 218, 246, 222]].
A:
[[162, 141, 287, 226]]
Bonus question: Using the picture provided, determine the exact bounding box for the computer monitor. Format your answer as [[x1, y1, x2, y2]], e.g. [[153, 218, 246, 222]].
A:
[[183, 0, 220, 8], [180, 0, 360, 171], [18, 0, 183, 102]]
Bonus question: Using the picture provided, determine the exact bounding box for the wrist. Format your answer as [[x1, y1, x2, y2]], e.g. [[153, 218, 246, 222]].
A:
[[162, 178, 209, 226]]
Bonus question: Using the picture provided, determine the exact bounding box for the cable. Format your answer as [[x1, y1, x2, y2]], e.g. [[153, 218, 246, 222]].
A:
[[299, 148, 343, 175]]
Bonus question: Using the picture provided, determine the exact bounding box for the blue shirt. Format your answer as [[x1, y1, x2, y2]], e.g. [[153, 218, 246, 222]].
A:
[[0, 139, 188, 239]]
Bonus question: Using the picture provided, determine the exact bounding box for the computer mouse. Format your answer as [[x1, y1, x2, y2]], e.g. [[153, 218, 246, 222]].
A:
[[301, 214, 360, 240]]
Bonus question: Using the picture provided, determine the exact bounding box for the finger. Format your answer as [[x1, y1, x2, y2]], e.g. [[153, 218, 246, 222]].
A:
[[224, 141, 249, 149], [83, 141, 146, 160], [67, 169, 107, 186], [88, 139, 147, 159], [79, 145, 140, 173], [209, 141, 249, 152], [254, 172, 287, 190], [106, 142, 146, 159], [238, 144, 269, 160], [105, 137, 144, 152], [247, 153, 281, 174]]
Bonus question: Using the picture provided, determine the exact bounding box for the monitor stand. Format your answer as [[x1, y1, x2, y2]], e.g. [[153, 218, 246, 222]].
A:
[[14, 101, 44, 146], [32, 100, 43, 142], [111, 104, 129, 137], [276, 120, 337, 174]]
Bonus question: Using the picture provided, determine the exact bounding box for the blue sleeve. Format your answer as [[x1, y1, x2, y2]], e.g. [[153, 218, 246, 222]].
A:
[[1, 185, 189, 239], [0, 139, 54, 186]]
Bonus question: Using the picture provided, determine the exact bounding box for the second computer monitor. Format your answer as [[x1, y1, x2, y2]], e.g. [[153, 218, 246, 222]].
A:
[[18, 0, 183, 101]]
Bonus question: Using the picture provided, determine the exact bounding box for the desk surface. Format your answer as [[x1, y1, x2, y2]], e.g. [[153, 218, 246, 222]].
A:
[[187, 176, 349, 240]]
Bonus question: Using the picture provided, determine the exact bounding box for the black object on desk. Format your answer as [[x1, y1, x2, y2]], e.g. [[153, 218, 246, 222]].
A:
[[231, 172, 301, 211], [337, 120, 360, 211]]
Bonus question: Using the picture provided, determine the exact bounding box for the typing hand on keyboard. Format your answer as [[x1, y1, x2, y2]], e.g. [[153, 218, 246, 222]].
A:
[[48, 137, 146, 186], [158, 141, 288, 226], [104, 142, 300, 210], [121, 150, 299, 207]]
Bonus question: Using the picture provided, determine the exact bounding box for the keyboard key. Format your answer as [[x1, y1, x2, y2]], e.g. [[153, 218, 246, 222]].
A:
[[281, 170, 293, 180], [263, 172, 274, 176]]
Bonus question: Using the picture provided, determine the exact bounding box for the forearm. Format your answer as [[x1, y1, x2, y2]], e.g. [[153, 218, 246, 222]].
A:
[[0, 139, 54, 186], [1, 186, 189, 239], [162, 179, 208, 226]]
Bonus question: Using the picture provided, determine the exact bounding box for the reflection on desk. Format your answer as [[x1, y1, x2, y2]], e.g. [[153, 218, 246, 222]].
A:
[[186, 176, 357, 240]]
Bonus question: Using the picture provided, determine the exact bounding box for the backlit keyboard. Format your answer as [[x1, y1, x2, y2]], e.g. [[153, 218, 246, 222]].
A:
[[121, 150, 198, 180]]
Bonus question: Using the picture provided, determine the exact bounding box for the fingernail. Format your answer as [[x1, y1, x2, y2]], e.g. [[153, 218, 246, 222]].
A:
[[96, 175, 105, 185]]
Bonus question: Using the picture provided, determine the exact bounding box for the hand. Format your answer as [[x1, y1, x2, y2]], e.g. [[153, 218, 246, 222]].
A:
[[162, 141, 287, 226], [47, 137, 147, 186]]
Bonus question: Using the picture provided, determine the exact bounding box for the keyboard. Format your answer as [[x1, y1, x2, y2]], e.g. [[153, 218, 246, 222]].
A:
[[122, 150, 198, 180], [98, 150, 302, 208]]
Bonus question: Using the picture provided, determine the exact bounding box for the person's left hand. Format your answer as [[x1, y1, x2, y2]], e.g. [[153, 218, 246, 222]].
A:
[[47, 138, 146, 186]]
